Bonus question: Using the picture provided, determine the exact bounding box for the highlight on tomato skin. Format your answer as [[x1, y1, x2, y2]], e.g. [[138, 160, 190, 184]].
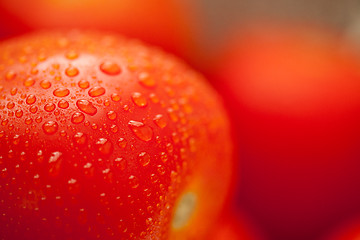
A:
[[214, 22, 360, 240], [0, 30, 233, 240], [0, 0, 199, 61]]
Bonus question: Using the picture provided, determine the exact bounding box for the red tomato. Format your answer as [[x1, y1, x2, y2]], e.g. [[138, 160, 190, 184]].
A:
[[215, 23, 360, 240], [0, 31, 233, 239], [0, 0, 197, 60], [208, 210, 265, 240]]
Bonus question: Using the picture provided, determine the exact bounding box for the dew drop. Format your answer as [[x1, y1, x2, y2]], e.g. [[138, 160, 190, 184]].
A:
[[100, 61, 121, 75], [96, 138, 113, 155], [24, 77, 35, 87], [88, 86, 105, 97], [65, 66, 79, 77], [128, 121, 153, 142], [131, 92, 147, 107], [129, 175, 139, 188], [111, 93, 121, 102], [7, 102, 15, 109], [49, 151, 63, 177], [71, 112, 85, 124], [44, 103, 56, 112], [58, 100, 69, 109], [35, 116, 42, 123], [78, 80, 90, 89], [66, 50, 79, 60], [29, 106, 38, 113], [26, 95, 36, 105], [153, 114, 167, 128], [138, 152, 150, 167], [24, 118, 32, 125], [117, 138, 127, 148], [15, 110, 23, 118], [107, 111, 117, 120], [5, 71, 16, 80], [53, 88, 70, 97], [114, 158, 126, 170], [42, 121, 58, 135], [40, 80, 51, 89], [76, 100, 97, 116], [10, 88, 18, 95], [138, 72, 156, 87]]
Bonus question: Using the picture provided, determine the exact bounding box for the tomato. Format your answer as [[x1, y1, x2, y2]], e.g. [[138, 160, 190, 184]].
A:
[[215, 23, 360, 240], [0, 31, 233, 240], [0, 0, 197, 60], [208, 210, 265, 240]]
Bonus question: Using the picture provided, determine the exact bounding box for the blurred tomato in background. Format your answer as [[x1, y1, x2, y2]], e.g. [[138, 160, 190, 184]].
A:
[[215, 23, 360, 240], [208, 210, 265, 240], [322, 218, 360, 240], [0, 0, 200, 63]]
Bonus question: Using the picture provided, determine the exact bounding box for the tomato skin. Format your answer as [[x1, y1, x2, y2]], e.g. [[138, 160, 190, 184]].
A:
[[0, 0, 197, 60], [216, 24, 360, 240], [0, 31, 232, 240]]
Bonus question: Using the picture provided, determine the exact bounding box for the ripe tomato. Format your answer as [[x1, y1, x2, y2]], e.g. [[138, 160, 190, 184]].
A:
[[0, 31, 233, 240], [0, 0, 197, 60], [215, 23, 360, 240]]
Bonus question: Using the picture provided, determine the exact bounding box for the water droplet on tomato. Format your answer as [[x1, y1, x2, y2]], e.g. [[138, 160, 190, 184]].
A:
[[96, 138, 113, 155], [5, 71, 16, 80], [53, 88, 70, 97], [128, 120, 153, 142], [42, 121, 58, 135], [114, 158, 126, 170], [78, 80, 90, 89], [66, 50, 79, 60], [15, 110, 23, 118], [88, 86, 105, 97], [58, 100, 69, 109], [107, 111, 117, 120], [117, 138, 127, 148], [23, 77, 35, 87], [100, 61, 121, 75], [153, 114, 167, 128], [65, 66, 79, 77], [44, 103, 56, 112], [40, 80, 51, 89], [29, 106, 38, 113], [25, 94, 36, 105], [71, 112, 85, 124], [76, 100, 97, 115], [138, 152, 150, 166], [129, 175, 139, 188], [138, 72, 156, 87], [131, 92, 147, 107]]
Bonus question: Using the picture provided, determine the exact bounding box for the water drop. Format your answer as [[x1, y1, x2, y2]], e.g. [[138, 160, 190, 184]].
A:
[[128, 120, 153, 142], [88, 86, 105, 97], [65, 50, 79, 60], [29, 106, 38, 113], [78, 80, 90, 89], [111, 93, 121, 102], [15, 110, 23, 118], [58, 100, 69, 109], [71, 112, 85, 124], [153, 114, 167, 128], [49, 151, 63, 177], [129, 175, 139, 188], [114, 158, 126, 170], [6, 102, 15, 109], [138, 72, 155, 87], [107, 111, 117, 120], [53, 87, 70, 97], [10, 88, 18, 95], [39, 80, 51, 89], [100, 61, 121, 75], [23, 77, 35, 87], [76, 100, 97, 115], [26, 95, 36, 105], [96, 138, 113, 155], [117, 138, 127, 148], [42, 121, 58, 135], [138, 152, 150, 167], [65, 66, 79, 77], [131, 92, 147, 107], [5, 71, 16, 80], [44, 103, 56, 112], [73, 132, 87, 145]]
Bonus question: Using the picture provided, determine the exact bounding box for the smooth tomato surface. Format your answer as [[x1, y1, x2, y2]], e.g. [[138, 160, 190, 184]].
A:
[[0, 0, 197, 60], [0, 31, 232, 239], [216, 24, 360, 240]]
